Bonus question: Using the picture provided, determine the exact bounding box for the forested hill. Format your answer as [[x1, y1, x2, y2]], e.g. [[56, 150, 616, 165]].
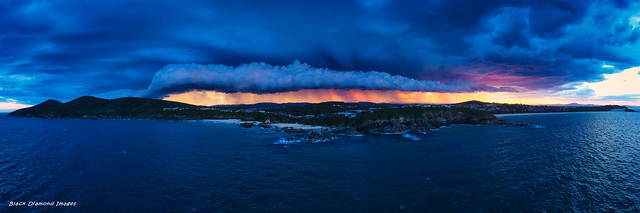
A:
[[8, 96, 195, 119]]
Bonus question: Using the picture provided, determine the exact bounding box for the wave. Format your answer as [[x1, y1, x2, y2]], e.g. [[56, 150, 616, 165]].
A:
[[402, 133, 420, 141]]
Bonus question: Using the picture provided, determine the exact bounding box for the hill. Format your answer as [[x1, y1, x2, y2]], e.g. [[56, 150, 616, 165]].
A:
[[9, 97, 636, 135], [9, 96, 196, 119], [8, 97, 500, 134], [453, 100, 636, 113]]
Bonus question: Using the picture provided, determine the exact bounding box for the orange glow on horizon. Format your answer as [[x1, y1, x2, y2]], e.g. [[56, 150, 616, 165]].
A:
[[162, 66, 640, 106], [162, 89, 587, 106]]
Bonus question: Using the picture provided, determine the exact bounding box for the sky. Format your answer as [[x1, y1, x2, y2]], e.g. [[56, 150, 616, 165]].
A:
[[2, 0, 640, 111]]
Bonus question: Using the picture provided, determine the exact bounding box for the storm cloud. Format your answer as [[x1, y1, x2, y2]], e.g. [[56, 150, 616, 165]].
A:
[[1, 0, 640, 104], [144, 61, 515, 97]]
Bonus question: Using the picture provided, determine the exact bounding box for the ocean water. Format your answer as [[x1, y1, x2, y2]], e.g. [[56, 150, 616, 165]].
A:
[[1, 111, 639, 212]]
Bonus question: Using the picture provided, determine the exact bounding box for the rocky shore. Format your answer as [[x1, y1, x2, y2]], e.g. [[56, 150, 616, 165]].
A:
[[12, 96, 630, 144], [248, 110, 512, 144]]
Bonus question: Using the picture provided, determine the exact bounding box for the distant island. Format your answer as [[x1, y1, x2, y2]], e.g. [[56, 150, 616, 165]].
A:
[[9, 96, 635, 141]]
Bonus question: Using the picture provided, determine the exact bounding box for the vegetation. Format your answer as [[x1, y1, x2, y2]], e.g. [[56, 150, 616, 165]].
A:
[[9, 97, 635, 135], [9, 96, 194, 119], [453, 100, 636, 113]]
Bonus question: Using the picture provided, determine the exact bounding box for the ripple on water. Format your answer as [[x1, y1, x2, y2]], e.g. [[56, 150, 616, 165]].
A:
[[0, 112, 639, 212]]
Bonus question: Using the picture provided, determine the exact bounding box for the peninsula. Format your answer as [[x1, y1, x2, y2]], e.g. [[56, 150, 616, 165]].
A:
[[9, 96, 636, 138]]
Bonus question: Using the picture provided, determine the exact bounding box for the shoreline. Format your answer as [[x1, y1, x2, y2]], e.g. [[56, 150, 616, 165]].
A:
[[495, 111, 619, 117], [201, 119, 326, 130], [199, 118, 506, 144]]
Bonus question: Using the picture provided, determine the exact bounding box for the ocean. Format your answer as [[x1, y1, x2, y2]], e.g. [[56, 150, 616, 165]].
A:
[[1, 111, 639, 212]]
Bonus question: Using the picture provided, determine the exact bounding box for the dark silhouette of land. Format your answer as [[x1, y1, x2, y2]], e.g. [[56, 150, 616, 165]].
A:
[[9, 96, 635, 137]]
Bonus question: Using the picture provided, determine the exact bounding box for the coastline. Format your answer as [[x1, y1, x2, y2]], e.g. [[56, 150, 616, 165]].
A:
[[202, 119, 325, 130], [495, 111, 623, 117], [11, 96, 635, 143], [197, 118, 503, 144]]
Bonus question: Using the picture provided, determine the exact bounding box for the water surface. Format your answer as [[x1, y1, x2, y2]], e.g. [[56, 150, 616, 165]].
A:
[[1, 112, 639, 212]]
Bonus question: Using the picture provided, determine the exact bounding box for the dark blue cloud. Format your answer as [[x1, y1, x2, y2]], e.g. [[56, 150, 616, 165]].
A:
[[1, 0, 639, 104]]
